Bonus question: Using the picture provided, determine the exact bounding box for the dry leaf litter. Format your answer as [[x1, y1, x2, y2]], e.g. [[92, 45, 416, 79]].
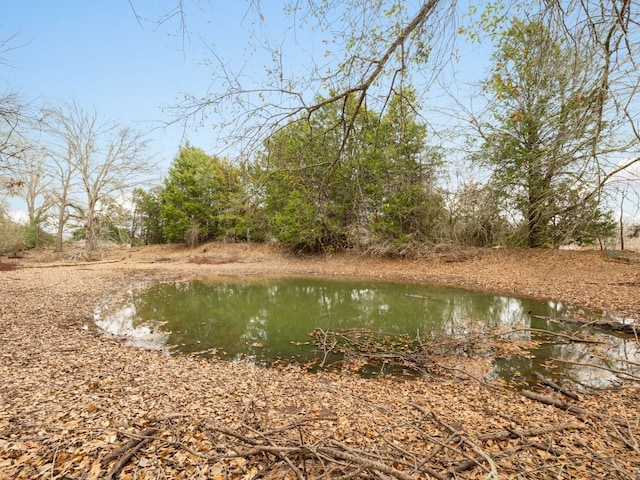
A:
[[1, 244, 639, 479]]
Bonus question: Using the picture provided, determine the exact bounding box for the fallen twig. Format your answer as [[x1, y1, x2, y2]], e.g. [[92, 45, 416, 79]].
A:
[[430, 411, 498, 478], [496, 326, 601, 344], [476, 423, 581, 442]]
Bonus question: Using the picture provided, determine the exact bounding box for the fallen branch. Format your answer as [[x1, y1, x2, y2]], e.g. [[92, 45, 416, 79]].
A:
[[534, 371, 580, 401], [496, 326, 601, 344], [242, 422, 306, 480], [476, 423, 581, 442], [204, 437, 421, 479], [531, 314, 640, 335], [102, 427, 158, 480], [525, 440, 565, 457], [21, 257, 126, 269], [521, 390, 629, 426], [429, 411, 498, 478], [214, 422, 425, 479], [320, 442, 418, 480]]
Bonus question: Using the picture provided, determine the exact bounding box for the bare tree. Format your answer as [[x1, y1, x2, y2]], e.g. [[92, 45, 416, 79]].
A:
[[79, 124, 151, 253], [9, 146, 55, 247], [46, 101, 153, 255], [49, 144, 79, 252], [0, 92, 30, 201], [527, 0, 640, 246], [0, 33, 30, 174], [0, 92, 28, 170]]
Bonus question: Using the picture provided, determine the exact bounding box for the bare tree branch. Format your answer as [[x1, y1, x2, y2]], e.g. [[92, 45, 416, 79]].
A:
[[169, 1, 454, 160]]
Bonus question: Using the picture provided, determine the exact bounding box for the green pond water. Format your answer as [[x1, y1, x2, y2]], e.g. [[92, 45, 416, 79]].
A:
[[94, 276, 640, 390]]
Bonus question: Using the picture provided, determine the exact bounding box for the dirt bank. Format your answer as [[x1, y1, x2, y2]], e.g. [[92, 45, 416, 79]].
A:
[[1, 244, 639, 479]]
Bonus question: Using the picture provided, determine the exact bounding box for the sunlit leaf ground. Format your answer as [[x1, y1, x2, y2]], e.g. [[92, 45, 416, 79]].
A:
[[1, 243, 639, 479]]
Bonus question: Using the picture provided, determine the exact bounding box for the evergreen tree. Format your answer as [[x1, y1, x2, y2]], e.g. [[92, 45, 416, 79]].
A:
[[256, 90, 444, 252], [160, 145, 244, 245], [131, 187, 164, 245]]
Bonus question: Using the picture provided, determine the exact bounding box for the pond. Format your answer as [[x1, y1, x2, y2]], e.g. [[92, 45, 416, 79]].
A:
[[94, 276, 640, 390]]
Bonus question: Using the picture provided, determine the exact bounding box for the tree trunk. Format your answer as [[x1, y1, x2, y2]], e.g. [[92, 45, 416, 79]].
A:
[[85, 204, 97, 255], [527, 197, 547, 248], [55, 206, 66, 252], [619, 193, 625, 250]]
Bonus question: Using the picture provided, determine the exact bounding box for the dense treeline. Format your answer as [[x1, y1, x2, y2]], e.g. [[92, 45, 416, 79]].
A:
[[2, 6, 639, 256], [129, 84, 617, 254], [132, 91, 453, 254]]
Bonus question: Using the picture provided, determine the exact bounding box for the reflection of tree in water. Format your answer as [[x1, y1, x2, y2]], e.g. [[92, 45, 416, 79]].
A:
[[439, 295, 529, 335], [554, 334, 640, 389], [491, 354, 539, 388], [94, 291, 169, 351], [492, 329, 640, 390], [112, 281, 273, 357]]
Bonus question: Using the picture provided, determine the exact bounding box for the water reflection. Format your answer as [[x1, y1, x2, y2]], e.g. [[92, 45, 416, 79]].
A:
[[492, 314, 640, 389], [95, 276, 640, 389], [93, 289, 170, 352]]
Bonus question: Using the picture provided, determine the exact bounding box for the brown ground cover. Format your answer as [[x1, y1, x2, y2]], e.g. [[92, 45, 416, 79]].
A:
[[1, 243, 640, 479]]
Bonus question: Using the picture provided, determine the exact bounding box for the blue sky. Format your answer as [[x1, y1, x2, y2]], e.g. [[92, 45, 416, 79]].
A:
[[1, 2, 490, 169], [5, 1, 635, 225], [1, 1, 290, 169]]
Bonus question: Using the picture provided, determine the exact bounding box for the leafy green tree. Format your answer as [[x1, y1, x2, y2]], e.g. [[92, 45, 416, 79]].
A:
[[218, 171, 267, 242], [131, 187, 164, 245], [477, 18, 614, 248], [364, 94, 445, 249], [258, 118, 342, 251], [257, 90, 444, 252], [160, 145, 244, 244]]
